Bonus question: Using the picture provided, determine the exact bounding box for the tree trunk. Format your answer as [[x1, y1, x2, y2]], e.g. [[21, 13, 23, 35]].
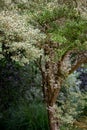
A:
[[39, 42, 62, 130], [47, 104, 60, 130], [40, 58, 62, 130]]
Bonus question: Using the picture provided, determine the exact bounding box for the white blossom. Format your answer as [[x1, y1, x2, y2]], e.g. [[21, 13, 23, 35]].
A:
[[0, 10, 45, 64]]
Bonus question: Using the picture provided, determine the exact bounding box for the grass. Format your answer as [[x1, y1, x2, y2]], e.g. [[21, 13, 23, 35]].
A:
[[0, 103, 49, 130]]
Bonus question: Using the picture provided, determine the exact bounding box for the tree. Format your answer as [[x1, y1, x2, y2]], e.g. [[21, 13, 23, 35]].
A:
[[0, 1, 87, 130], [34, 1, 87, 130], [0, 1, 44, 64], [0, 0, 45, 112]]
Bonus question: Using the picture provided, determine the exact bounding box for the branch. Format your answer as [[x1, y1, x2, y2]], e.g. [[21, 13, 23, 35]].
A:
[[60, 50, 87, 75], [69, 57, 87, 74], [68, 51, 87, 74], [60, 49, 74, 73], [61, 49, 73, 63]]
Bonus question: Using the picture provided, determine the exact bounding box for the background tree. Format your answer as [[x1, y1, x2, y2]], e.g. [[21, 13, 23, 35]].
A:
[[0, 0, 44, 113], [57, 72, 87, 129]]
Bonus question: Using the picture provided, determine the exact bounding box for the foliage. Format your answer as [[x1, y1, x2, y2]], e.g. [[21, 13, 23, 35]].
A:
[[57, 72, 87, 126], [0, 58, 22, 111], [0, 58, 42, 112], [78, 67, 87, 91], [0, 1, 87, 130], [0, 2, 44, 65], [0, 103, 49, 130], [19, 62, 42, 103], [0, 0, 87, 64], [40, 10, 86, 61]]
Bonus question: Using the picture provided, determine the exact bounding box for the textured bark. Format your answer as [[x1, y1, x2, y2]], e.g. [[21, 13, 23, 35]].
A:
[[39, 40, 87, 130], [43, 76, 61, 130], [40, 55, 61, 130], [47, 104, 60, 130], [43, 75, 61, 130], [39, 37, 87, 130]]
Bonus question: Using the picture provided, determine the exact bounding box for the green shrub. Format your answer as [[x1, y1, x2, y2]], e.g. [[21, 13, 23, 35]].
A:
[[0, 103, 49, 130]]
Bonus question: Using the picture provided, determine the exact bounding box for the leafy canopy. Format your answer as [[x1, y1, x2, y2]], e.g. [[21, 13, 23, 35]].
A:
[[0, 0, 87, 64]]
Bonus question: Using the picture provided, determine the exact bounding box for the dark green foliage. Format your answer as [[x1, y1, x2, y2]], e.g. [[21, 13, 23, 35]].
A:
[[0, 56, 42, 111], [0, 58, 22, 111], [0, 103, 49, 130], [19, 61, 42, 103]]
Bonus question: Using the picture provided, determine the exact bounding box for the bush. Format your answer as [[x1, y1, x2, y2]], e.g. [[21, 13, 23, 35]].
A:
[[57, 71, 87, 126], [0, 103, 49, 130], [0, 58, 22, 111]]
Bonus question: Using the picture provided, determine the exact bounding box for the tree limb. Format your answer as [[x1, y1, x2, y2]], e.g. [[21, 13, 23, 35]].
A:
[[68, 51, 87, 74]]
